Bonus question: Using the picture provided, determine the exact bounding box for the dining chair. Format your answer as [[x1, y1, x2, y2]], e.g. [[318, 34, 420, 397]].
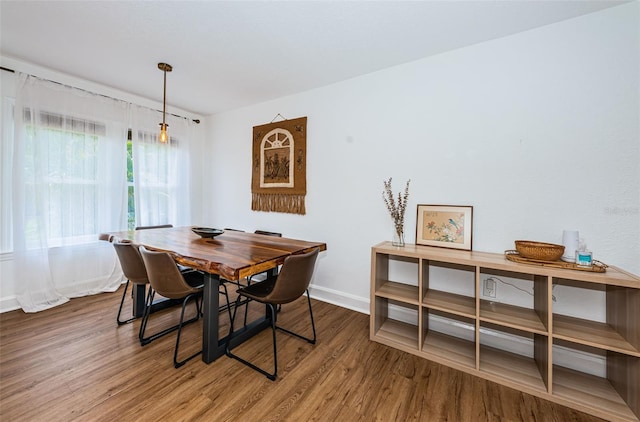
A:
[[253, 229, 281, 237], [139, 246, 220, 368], [248, 229, 282, 284], [135, 224, 174, 230], [225, 247, 319, 380], [135, 223, 195, 274], [113, 240, 193, 346], [98, 233, 114, 242], [114, 239, 149, 326], [241, 230, 284, 323]]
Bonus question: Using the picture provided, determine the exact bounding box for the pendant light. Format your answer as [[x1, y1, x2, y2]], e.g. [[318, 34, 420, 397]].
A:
[[158, 62, 172, 143]]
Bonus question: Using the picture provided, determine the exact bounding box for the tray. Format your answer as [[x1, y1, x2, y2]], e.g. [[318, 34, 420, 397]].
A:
[[505, 250, 607, 273]]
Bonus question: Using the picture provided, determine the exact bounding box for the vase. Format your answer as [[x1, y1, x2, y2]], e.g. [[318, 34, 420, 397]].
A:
[[392, 226, 405, 247]]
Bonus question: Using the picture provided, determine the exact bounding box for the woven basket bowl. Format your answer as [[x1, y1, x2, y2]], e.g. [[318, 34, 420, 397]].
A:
[[515, 240, 565, 261]]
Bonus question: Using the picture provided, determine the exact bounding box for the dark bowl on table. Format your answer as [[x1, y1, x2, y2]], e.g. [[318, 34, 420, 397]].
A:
[[191, 227, 225, 238]]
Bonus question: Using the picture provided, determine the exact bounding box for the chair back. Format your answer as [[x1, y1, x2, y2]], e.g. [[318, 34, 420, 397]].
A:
[[265, 248, 319, 304], [139, 246, 201, 300], [135, 224, 173, 230], [98, 233, 114, 242], [113, 240, 148, 285], [254, 230, 282, 237]]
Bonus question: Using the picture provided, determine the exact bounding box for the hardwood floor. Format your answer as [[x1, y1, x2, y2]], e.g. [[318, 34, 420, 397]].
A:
[[0, 287, 604, 422]]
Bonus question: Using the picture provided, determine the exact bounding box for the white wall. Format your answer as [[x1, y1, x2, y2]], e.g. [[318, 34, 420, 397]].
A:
[[202, 3, 639, 313]]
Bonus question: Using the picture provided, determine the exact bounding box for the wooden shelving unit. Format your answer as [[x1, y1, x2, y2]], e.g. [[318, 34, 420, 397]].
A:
[[370, 242, 640, 422]]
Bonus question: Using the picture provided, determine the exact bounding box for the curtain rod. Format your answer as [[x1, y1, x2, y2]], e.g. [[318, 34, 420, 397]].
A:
[[0, 66, 200, 124]]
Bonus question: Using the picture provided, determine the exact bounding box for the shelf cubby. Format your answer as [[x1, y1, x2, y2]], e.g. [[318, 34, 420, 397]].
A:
[[552, 339, 640, 421], [422, 259, 475, 299], [479, 268, 550, 335], [553, 313, 640, 356], [376, 280, 419, 305], [553, 277, 640, 357], [553, 365, 638, 422], [479, 322, 549, 394], [423, 289, 475, 319], [375, 317, 419, 351], [480, 300, 548, 334], [421, 309, 475, 370], [371, 296, 419, 352]]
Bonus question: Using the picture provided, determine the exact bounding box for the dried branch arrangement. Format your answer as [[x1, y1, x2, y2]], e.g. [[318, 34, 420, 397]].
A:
[[382, 178, 410, 244]]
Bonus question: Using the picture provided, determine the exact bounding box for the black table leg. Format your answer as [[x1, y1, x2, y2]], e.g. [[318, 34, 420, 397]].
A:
[[202, 272, 273, 364], [133, 284, 146, 318], [202, 272, 220, 363]]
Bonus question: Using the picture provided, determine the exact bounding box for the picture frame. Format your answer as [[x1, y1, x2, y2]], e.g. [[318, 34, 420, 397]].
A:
[[416, 204, 473, 250]]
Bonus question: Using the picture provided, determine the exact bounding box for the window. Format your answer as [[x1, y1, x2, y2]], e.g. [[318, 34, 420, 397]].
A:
[[21, 111, 105, 248], [132, 130, 178, 228], [126, 130, 176, 230], [2, 75, 189, 254]]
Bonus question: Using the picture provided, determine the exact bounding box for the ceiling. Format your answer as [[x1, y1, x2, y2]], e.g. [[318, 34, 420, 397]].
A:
[[0, 1, 629, 116]]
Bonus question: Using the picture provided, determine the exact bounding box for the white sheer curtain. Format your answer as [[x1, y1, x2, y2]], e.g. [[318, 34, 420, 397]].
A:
[[130, 105, 192, 228], [12, 73, 129, 312]]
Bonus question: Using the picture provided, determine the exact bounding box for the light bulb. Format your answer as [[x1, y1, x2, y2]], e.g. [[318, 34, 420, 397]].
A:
[[159, 123, 169, 143]]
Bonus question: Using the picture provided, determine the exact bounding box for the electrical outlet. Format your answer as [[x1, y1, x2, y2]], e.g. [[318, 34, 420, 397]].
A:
[[483, 278, 497, 298]]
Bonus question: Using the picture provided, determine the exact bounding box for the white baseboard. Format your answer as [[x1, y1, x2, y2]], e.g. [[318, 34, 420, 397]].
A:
[[0, 295, 20, 313], [308, 283, 369, 315]]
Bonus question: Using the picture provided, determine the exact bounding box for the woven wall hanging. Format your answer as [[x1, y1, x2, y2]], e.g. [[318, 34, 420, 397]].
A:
[[251, 116, 307, 214]]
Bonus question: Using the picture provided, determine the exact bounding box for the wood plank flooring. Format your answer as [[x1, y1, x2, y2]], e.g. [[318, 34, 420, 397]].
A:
[[0, 287, 605, 421]]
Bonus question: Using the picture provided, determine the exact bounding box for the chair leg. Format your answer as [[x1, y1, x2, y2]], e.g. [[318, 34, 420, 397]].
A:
[[139, 288, 201, 346], [138, 287, 155, 344], [242, 277, 280, 325], [226, 302, 278, 380], [226, 293, 316, 381], [242, 277, 282, 325], [243, 297, 250, 326], [276, 290, 316, 344], [215, 280, 241, 318], [116, 280, 135, 325], [228, 295, 242, 334], [219, 282, 233, 322], [243, 277, 252, 326], [174, 293, 203, 368]]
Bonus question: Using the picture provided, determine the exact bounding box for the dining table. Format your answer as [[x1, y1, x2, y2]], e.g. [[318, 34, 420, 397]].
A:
[[104, 226, 327, 363]]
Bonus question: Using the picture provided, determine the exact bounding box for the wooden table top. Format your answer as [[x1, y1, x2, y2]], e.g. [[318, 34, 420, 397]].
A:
[[105, 226, 326, 281]]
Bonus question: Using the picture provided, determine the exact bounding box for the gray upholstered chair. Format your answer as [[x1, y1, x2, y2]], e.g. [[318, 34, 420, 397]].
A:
[[225, 247, 319, 380]]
